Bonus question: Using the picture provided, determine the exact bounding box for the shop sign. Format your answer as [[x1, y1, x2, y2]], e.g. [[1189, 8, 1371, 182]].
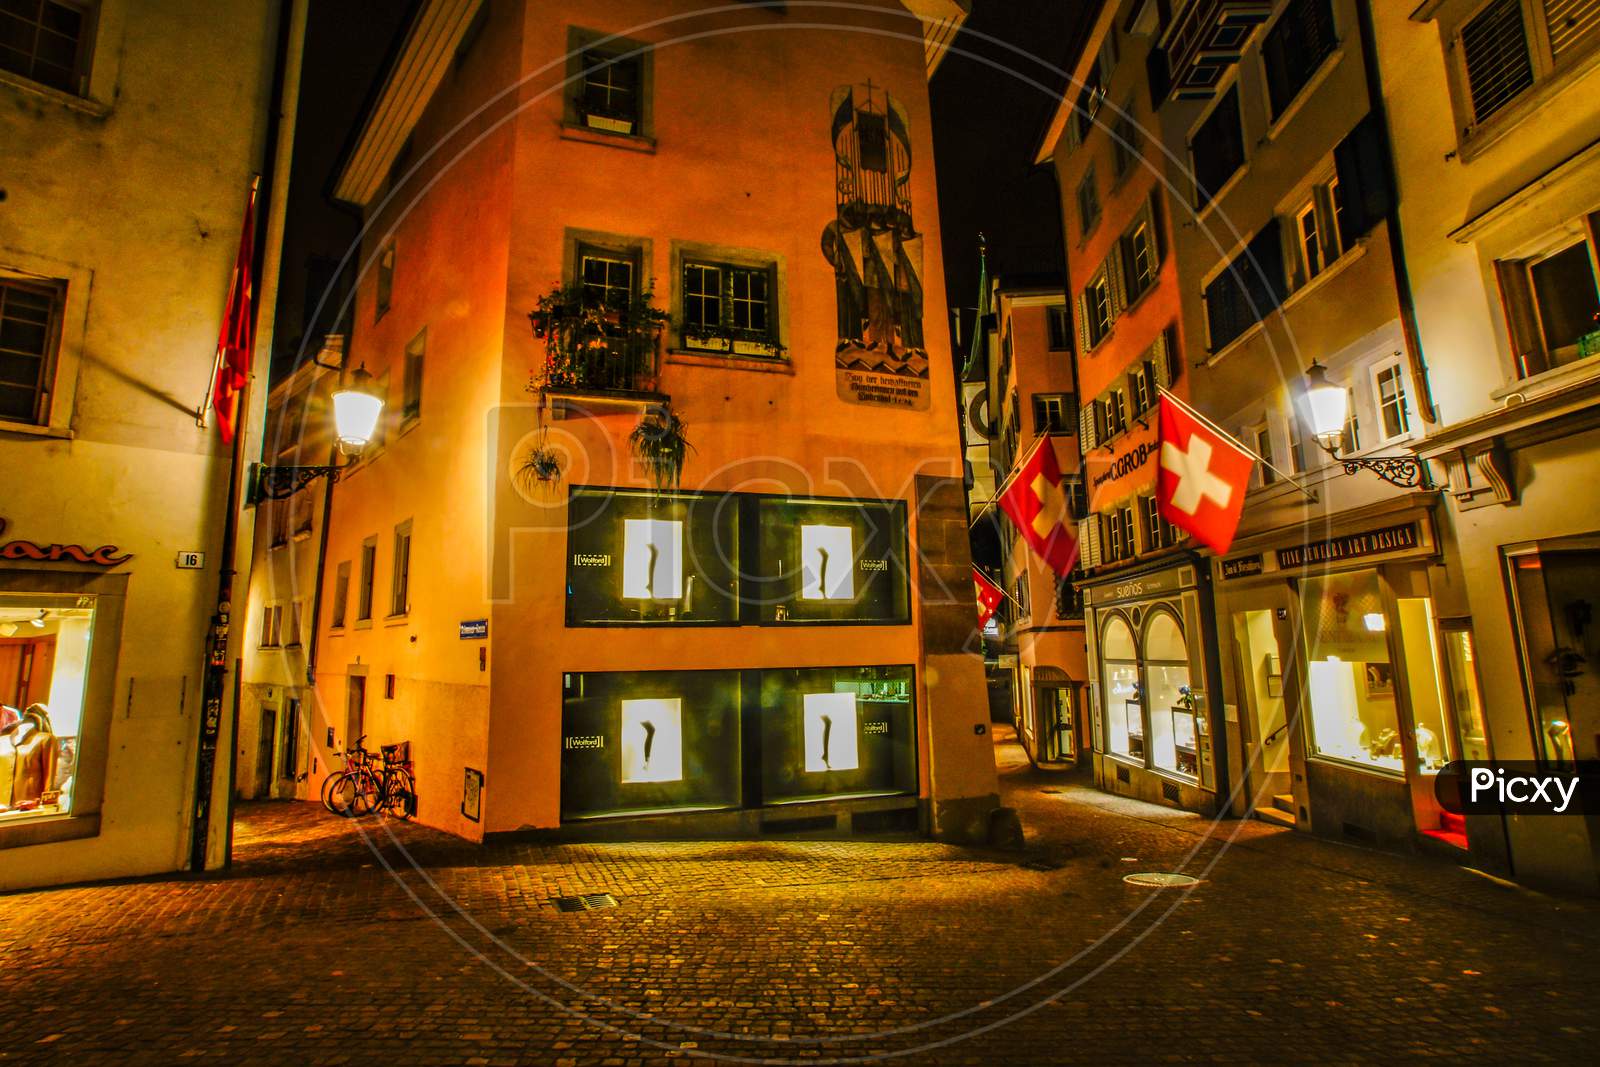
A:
[[459, 619, 488, 640], [1276, 522, 1419, 570], [1087, 566, 1184, 606], [564, 734, 604, 750], [858, 558, 888, 573], [1221, 553, 1264, 580], [572, 552, 612, 567], [863, 720, 889, 735], [0, 517, 132, 567], [1085, 420, 1159, 511]]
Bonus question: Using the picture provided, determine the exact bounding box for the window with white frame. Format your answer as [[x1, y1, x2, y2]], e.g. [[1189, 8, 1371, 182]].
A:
[[1371, 359, 1413, 442], [390, 520, 412, 617], [1084, 270, 1114, 348], [1289, 176, 1345, 289], [1047, 305, 1070, 350], [1077, 165, 1101, 236], [679, 256, 780, 354], [1287, 400, 1312, 473], [1121, 216, 1160, 304], [1130, 362, 1155, 417], [1341, 385, 1361, 453], [1104, 506, 1136, 562], [1033, 393, 1072, 434], [1105, 388, 1128, 437]]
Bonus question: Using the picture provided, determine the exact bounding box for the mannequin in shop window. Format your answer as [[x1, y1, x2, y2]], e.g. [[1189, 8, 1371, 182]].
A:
[[1, 704, 61, 814]]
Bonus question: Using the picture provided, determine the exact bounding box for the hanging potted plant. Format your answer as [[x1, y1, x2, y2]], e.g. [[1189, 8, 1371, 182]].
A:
[[513, 423, 565, 497], [629, 405, 693, 493]]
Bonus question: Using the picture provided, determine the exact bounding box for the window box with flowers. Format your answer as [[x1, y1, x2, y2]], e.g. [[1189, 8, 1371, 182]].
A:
[[527, 283, 667, 396]]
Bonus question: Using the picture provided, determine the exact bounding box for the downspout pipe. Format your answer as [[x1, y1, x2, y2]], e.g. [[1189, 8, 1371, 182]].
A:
[[1354, 0, 1439, 424]]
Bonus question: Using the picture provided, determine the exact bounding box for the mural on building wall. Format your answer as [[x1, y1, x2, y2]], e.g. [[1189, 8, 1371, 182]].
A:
[[821, 82, 930, 410]]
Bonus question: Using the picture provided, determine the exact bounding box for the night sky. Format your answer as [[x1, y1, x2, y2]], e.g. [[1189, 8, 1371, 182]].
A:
[[272, 1, 1095, 382]]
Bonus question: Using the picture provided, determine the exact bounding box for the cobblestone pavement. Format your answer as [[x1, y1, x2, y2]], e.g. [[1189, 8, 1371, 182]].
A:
[[4, 731, 1599, 1066]]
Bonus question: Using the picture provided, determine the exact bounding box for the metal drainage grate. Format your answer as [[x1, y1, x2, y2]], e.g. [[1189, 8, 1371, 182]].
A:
[[1122, 872, 1200, 888], [1020, 857, 1064, 871], [552, 893, 619, 912]]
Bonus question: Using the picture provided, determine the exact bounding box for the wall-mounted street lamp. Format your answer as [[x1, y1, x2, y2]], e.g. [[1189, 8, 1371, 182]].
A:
[[248, 366, 385, 502], [1303, 361, 1432, 489]]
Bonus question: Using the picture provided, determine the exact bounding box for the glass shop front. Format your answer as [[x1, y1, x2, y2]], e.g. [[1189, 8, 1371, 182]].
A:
[[560, 665, 917, 820], [1, 592, 97, 827], [1083, 557, 1222, 813], [1215, 507, 1480, 849]]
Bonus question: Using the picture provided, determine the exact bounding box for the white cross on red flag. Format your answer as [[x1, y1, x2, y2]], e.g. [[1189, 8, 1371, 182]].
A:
[[997, 439, 1080, 577], [973, 567, 1005, 628], [1156, 394, 1255, 555]]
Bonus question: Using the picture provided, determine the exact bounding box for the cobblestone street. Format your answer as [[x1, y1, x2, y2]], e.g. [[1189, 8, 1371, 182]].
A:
[[3, 733, 1597, 1066]]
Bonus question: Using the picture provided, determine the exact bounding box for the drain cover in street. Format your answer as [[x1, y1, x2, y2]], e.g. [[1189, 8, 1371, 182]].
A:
[[1020, 858, 1064, 871], [1122, 872, 1200, 888], [552, 893, 619, 912]]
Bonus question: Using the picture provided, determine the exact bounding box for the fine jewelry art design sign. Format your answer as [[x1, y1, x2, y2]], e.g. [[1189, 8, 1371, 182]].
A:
[[821, 82, 930, 410]]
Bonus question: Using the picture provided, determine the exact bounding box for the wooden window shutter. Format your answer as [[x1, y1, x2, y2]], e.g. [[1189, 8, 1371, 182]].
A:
[[1079, 517, 1100, 568], [1493, 259, 1545, 376], [1080, 399, 1098, 452], [1151, 330, 1171, 388], [1105, 250, 1127, 316], [1333, 112, 1395, 247], [1545, 0, 1600, 63], [1076, 292, 1092, 353]]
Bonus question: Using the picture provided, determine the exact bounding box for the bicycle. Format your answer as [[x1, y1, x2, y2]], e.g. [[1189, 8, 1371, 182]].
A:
[[374, 741, 417, 819], [322, 736, 381, 818]]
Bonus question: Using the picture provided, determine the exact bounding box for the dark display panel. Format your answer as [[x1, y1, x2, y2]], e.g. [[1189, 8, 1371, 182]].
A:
[[749, 498, 910, 624], [758, 665, 917, 803]]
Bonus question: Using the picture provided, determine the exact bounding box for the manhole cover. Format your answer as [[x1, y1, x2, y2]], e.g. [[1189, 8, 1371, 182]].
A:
[[552, 893, 619, 912], [1020, 858, 1064, 871], [1122, 872, 1200, 888]]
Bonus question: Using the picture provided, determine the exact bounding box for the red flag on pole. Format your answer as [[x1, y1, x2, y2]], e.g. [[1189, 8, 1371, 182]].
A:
[[997, 438, 1080, 577], [973, 566, 1005, 629], [1156, 393, 1255, 554], [208, 179, 258, 444]]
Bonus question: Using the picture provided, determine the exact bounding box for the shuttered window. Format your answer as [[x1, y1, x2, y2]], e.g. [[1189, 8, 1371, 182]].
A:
[[1191, 86, 1245, 207], [1262, 0, 1338, 118], [1461, 0, 1534, 124], [1203, 220, 1288, 352], [0, 278, 61, 425], [1545, 0, 1600, 60]]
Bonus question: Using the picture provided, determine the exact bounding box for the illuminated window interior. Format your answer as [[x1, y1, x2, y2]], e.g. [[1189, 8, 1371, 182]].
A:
[[1, 595, 95, 823], [802, 692, 860, 773]]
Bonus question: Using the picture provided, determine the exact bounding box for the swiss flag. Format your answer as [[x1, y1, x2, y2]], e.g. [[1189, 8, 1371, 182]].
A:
[[1156, 394, 1254, 554], [973, 567, 1005, 628], [210, 180, 258, 444], [998, 438, 1080, 577]]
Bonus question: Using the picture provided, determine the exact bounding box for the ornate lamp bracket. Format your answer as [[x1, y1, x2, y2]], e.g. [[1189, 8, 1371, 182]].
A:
[[248, 463, 342, 503]]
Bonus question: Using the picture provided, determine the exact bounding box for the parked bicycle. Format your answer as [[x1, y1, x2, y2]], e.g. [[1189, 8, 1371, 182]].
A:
[[322, 736, 415, 819]]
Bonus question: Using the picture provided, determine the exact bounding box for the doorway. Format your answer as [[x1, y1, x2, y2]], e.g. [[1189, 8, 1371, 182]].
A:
[[1230, 602, 1299, 826], [346, 675, 366, 751], [256, 706, 277, 798]]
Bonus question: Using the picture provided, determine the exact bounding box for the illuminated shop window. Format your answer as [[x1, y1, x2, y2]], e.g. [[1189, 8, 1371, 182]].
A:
[[761, 665, 916, 805], [800, 525, 854, 601], [755, 497, 909, 624], [566, 488, 738, 625], [1143, 611, 1195, 779], [1102, 615, 1140, 761], [560, 670, 740, 820], [1300, 569, 1402, 774], [622, 519, 684, 601], [0, 594, 95, 826]]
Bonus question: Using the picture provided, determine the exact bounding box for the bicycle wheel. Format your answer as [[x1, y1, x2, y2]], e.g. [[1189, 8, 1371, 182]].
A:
[[328, 768, 380, 817], [321, 770, 347, 814], [385, 768, 416, 818]]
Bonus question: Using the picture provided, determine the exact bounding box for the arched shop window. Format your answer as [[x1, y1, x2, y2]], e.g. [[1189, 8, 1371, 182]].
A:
[[1143, 610, 1197, 778], [1101, 615, 1140, 761]]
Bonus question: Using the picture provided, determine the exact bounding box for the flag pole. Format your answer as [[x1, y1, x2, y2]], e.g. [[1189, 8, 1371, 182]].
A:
[[973, 564, 1027, 614], [1157, 386, 1319, 504], [969, 432, 1051, 530]]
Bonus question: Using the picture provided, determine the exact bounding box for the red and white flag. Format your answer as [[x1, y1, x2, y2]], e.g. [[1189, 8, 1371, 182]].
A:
[[1156, 394, 1254, 555], [208, 179, 258, 444], [997, 438, 1080, 577], [973, 567, 1005, 628]]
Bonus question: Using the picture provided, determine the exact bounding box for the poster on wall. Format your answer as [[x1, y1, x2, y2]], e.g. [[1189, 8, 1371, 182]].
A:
[[620, 698, 684, 784], [462, 767, 484, 822], [622, 519, 684, 601], [821, 83, 930, 411], [802, 692, 860, 773], [800, 524, 855, 600]]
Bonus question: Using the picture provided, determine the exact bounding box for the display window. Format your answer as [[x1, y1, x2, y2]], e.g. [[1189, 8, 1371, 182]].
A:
[[560, 669, 741, 819], [753, 498, 909, 624], [1, 594, 95, 824], [1300, 569, 1403, 774], [560, 664, 918, 821], [1143, 612, 1196, 779], [1506, 546, 1599, 768], [566, 488, 739, 625], [1439, 622, 1490, 764], [1101, 616, 1140, 761], [760, 665, 916, 804]]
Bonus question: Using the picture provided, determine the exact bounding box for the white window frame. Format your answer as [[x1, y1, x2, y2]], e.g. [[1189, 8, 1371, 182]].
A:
[[1369, 357, 1415, 444], [1251, 423, 1278, 486]]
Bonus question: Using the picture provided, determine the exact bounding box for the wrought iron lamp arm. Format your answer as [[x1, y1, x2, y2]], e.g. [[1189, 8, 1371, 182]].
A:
[[1315, 440, 1432, 489], [247, 461, 346, 503]]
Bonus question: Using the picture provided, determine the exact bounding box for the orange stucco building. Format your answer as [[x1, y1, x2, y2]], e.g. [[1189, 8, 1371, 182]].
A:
[[271, 0, 996, 842]]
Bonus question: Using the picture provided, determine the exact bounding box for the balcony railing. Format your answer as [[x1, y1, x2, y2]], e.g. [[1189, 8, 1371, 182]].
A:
[[529, 287, 667, 398]]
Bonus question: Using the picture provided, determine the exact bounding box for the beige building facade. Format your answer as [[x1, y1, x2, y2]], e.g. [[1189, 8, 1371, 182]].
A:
[[0, 0, 302, 889]]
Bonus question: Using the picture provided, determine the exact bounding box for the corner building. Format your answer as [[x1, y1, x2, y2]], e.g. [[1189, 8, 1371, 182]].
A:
[[305, 0, 997, 842]]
